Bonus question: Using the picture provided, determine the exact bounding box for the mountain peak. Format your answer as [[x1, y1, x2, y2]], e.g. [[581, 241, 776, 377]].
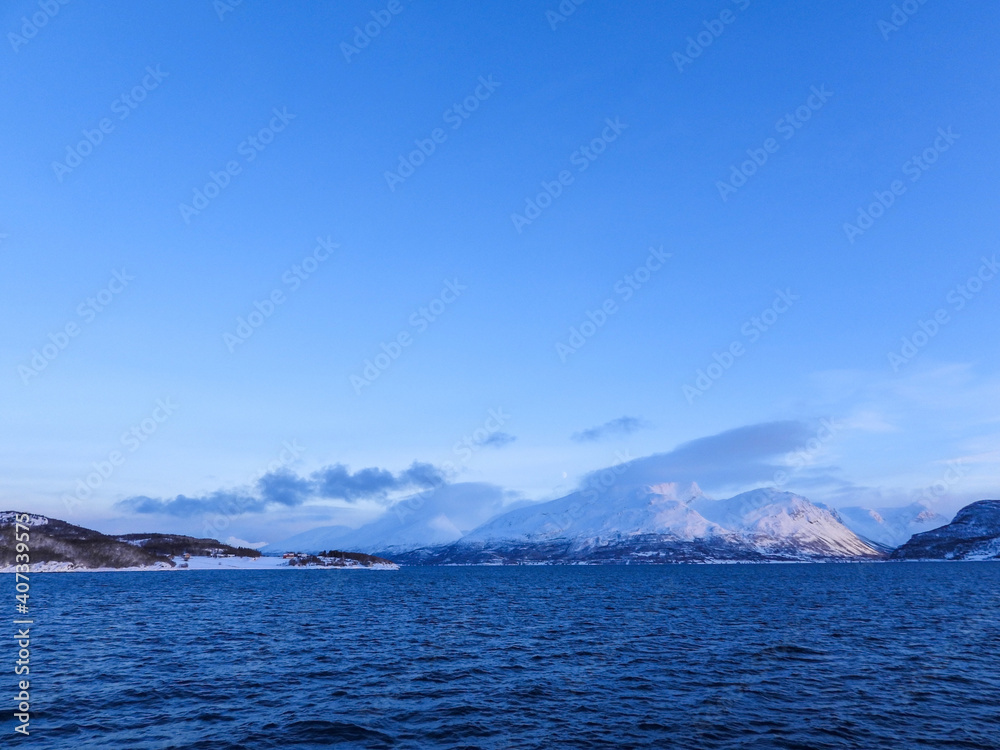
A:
[[404, 484, 882, 564], [642, 481, 706, 500], [892, 499, 1000, 560]]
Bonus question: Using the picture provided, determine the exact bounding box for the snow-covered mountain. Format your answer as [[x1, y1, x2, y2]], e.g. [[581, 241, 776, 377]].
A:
[[388, 484, 882, 564], [691, 489, 880, 559], [267, 482, 515, 555], [835, 502, 950, 549], [462, 482, 719, 545], [892, 499, 1000, 560]]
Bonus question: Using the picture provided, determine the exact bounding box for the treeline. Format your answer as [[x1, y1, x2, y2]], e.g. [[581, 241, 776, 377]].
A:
[[318, 550, 394, 566], [116, 533, 262, 558]]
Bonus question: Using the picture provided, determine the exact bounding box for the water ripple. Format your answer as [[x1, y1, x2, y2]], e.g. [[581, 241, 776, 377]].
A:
[[24, 563, 1000, 749]]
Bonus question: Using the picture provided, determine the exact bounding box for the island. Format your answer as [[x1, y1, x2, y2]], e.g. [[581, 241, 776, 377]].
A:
[[0, 512, 398, 572]]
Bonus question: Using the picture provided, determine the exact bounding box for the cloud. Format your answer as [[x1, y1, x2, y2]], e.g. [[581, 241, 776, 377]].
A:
[[476, 431, 516, 448], [258, 469, 313, 506], [266, 481, 523, 554], [338, 482, 520, 551], [572, 416, 651, 442], [117, 490, 263, 517], [311, 461, 444, 501], [116, 461, 448, 517], [582, 420, 819, 492]]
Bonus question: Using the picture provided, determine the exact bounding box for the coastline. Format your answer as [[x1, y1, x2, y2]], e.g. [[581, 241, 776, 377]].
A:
[[0, 555, 400, 573]]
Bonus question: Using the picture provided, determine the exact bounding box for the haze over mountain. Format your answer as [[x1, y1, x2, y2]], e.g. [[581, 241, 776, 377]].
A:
[[264, 482, 517, 555], [269, 482, 885, 564], [53, 419, 986, 551], [836, 502, 950, 548]]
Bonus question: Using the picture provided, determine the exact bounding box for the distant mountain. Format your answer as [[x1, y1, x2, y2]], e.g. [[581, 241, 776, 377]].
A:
[[262, 524, 353, 554], [268, 482, 515, 555], [836, 502, 950, 549], [0, 512, 172, 569], [1, 512, 259, 570], [386, 484, 883, 564], [690, 489, 882, 559], [891, 500, 1000, 560]]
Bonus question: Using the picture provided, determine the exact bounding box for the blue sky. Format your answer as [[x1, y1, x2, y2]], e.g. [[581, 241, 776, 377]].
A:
[[1, 0, 998, 543]]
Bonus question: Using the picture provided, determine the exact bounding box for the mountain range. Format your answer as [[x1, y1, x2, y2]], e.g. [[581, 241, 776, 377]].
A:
[[6, 489, 997, 569], [269, 482, 1000, 564], [271, 483, 953, 564], [892, 500, 1000, 560], [834, 502, 950, 548], [0, 511, 260, 570]]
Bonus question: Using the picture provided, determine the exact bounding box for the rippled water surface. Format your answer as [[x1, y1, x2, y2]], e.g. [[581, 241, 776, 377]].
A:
[[21, 564, 1000, 749]]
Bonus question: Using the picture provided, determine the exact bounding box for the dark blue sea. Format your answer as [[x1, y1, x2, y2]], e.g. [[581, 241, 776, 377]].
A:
[[14, 563, 1000, 749]]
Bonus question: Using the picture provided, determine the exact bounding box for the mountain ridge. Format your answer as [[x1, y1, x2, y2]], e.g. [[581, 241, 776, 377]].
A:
[[326, 484, 887, 564], [891, 499, 1000, 560], [1, 512, 261, 570]]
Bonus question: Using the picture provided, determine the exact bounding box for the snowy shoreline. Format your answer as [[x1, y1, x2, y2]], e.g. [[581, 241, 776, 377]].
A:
[[0, 556, 400, 573], [4, 558, 994, 573]]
